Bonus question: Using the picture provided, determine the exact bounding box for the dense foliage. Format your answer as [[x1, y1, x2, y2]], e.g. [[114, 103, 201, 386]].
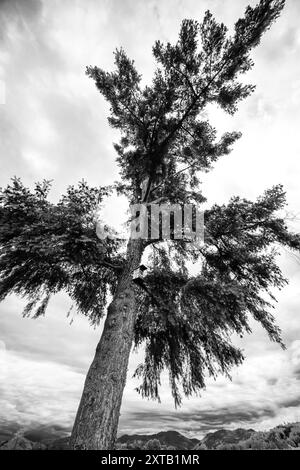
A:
[[0, 179, 123, 323], [134, 185, 300, 404]]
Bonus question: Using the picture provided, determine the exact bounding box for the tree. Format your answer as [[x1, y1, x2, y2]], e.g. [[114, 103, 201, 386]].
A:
[[0, 0, 295, 450], [144, 439, 162, 450]]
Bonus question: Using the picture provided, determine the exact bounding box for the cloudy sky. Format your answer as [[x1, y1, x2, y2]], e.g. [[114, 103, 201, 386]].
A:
[[1, 0, 300, 442]]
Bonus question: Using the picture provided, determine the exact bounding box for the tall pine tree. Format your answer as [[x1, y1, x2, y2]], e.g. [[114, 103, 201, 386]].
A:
[[0, 0, 296, 449]]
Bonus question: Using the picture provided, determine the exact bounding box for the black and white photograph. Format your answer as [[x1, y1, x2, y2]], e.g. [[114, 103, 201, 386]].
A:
[[1, 0, 300, 457]]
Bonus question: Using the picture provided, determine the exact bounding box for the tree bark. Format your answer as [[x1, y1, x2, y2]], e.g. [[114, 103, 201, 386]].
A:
[[70, 239, 144, 450]]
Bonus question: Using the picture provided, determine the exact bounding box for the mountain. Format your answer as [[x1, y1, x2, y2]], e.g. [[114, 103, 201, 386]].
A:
[[1, 422, 300, 450], [0, 429, 198, 450], [194, 423, 300, 450], [0, 436, 46, 450], [194, 428, 255, 450], [117, 430, 199, 450], [0, 423, 69, 447]]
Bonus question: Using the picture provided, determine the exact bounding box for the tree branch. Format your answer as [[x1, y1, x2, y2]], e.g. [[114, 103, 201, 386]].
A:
[[100, 259, 124, 272]]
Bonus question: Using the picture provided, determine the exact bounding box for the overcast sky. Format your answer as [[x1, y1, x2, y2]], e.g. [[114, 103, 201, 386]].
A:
[[1, 0, 300, 442]]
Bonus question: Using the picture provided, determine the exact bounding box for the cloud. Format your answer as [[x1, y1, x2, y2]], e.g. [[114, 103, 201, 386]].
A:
[[23, 424, 70, 443], [0, 346, 82, 432], [0, 294, 101, 372]]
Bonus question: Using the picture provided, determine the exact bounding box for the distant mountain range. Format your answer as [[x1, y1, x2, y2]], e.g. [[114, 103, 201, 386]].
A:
[[116, 428, 256, 450], [194, 428, 255, 449], [1, 423, 300, 450], [117, 430, 199, 450]]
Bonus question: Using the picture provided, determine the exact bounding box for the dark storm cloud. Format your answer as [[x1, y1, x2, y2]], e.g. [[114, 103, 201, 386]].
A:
[[23, 423, 71, 443], [126, 406, 276, 428], [278, 397, 300, 409]]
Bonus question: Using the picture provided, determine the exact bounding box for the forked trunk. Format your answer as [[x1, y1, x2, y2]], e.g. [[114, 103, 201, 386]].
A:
[[70, 240, 143, 450]]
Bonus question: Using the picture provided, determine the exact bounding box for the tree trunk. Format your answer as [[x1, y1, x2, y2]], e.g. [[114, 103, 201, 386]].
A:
[[70, 239, 144, 450]]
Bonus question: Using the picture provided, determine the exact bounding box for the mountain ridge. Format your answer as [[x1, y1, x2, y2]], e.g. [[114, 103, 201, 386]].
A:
[[117, 430, 199, 450], [1, 422, 300, 450]]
